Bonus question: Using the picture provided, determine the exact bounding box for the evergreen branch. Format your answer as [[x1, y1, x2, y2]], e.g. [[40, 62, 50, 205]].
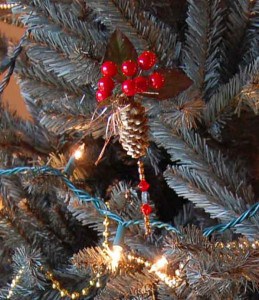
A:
[[20, 0, 106, 56], [17, 59, 84, 96], [164, 166, 259, 238], [241, 1, 259, 65], [26, 13, 104, 61], [0, 166, 178, 236], [18, 78, 95, 116], [184, 0, 225, 98], [19, 76, 96, 124], [173, 203, 215, 229], [150, 120, 255, 204], [29, 193, 80, 249], [86, 0, 148, 53], [204, 202, 259, 237], [39, 113, 92, 136], [0, 164, 258, 242], [0, 246, 47, 299], [0, 176, 71, 265], [97, 272, 155, 300], [224, 0, 257, 73], [163, 227, 259, 299], [0, 105, 58, 154], [204, 57, 259, 126], [0, 212, 27, 250], [114, 0, 180, 65], [25, 45, 100, 86], [161, 97, 205, 130], [234, 75, 259, 116], [68, 197, 105, 235], [12, 246, 46, 289]]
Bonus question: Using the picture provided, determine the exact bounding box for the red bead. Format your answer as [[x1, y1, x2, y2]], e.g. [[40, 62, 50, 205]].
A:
[[101, 61, 118, 77], [138, 51, 157, 70], [98, 76, 115, 92], [122, 60, 138, 76], [149, 72, 165, 89], [141, 203, 152, 216], [96, 89, 111, 102], [138, 179, 150, 192], [134, 76, 149, 93], [122, 79, 136, 96]]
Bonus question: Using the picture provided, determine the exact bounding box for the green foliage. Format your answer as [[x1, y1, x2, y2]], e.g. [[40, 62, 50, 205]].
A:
[[0, 0, 258, 299]]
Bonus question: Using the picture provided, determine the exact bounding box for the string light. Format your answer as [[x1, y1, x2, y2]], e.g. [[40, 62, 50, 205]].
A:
[[5, 239, 259, 297], [108, 223, 125, 272], [64, 144, 85, 176], [74, 145, 84, 160], [150, 256, 168, 272], [0, 165, 259, 295], [127, 253, 182, 288], [108, 245, 123, 272], [0, 3, 18, 10], [6, 267, 24, 299]]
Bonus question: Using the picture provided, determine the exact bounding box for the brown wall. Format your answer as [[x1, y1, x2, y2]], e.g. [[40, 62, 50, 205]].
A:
[[0, 20, 30, 119]]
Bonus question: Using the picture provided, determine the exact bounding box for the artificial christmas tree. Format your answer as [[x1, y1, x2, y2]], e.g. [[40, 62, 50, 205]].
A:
[[0, 0, 258, 299]]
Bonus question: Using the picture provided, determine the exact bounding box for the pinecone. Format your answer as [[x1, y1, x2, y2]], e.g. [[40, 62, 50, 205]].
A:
[[118, 97, 149, 159]]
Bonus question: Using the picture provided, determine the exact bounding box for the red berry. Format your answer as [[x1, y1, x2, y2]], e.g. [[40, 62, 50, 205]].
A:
[[138, 179, 150, 192], [134, 76, 149, 93], [149, 72, 165, 89], [101, 61, 118, 77], [122, 79, 136, 96], [96, 89, 111, 102], [98, 76, 115, 92], [138, 51, 157, 70], [141, 203, 152, 216], [122, 60, 138, 76]]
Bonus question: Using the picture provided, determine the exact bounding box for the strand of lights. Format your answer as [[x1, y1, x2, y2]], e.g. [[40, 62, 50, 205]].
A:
[[203, 202, 259, 237], [107, 224, 125, 272], [44, 240, 259, 296], [127, 254, 183, 289], [64, 144, 85, 176], [0, 3, 18, 10], [5, 240, 259, 297], [0, 166, 258, 237], [43, 267, 102, 299], [6, 267, 24, 299]]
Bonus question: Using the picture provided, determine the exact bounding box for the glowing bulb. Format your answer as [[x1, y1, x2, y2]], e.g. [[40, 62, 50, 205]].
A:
[[74, 144, 85, 160], [109, 245, 123, 272], [150, 256, 168, 272], [0, 3, 17, 9]]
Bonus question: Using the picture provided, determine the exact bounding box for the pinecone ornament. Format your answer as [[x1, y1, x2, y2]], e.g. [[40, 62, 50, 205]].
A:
[[96, 29, 191, 235], [117, 97, 149, 159]]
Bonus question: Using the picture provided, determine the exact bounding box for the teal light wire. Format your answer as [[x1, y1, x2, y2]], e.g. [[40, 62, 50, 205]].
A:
[[0, 166, 258, 237]]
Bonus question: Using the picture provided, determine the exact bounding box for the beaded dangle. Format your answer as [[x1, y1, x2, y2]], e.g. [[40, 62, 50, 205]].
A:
[[138, 160, 152, 235]]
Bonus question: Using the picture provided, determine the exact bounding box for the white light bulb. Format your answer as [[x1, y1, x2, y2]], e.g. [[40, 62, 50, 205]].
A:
[[109, 245, 123, 272], [150, 256, 168, 272], [74, 144, 84, 160]]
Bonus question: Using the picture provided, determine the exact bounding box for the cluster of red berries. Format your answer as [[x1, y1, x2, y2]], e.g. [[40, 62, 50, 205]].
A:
[[96, 51, 165, 102]]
